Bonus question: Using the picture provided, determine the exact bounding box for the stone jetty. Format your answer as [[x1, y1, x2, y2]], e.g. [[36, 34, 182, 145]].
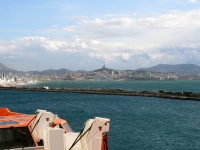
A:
[[0, 86, 200, 101]]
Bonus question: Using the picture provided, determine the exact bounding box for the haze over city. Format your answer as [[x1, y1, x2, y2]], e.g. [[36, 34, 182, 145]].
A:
[[1, 0, 200, 71]]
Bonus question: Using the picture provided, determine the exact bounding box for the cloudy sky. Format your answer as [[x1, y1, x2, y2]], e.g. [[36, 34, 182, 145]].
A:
[[1, 0, 200, 71]]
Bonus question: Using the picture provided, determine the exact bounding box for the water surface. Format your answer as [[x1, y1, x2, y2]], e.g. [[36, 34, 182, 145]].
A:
[[1, 81, 200, 149]]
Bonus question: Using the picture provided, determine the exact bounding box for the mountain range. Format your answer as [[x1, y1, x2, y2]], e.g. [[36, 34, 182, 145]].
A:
[[1, 62, 200, 76], [27, 69, 73, 76], [0, 62, 73, 76], [137, 64, 200, 74], [0, 62, 25, 76]]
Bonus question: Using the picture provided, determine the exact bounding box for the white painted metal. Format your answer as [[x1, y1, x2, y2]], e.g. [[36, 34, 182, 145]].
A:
[[64, 132, 82, 150], [32, 110, 56, 142], [80, 119, 94, 150], [91, 137, 101, 150], [31, 110, 110, 150], [43, 127, 65, 150], [84, 117, 110, 150]]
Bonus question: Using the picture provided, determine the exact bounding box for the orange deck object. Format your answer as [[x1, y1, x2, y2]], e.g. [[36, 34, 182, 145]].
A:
[[0, 107, 23, 116], [0, 108, 36, 128]]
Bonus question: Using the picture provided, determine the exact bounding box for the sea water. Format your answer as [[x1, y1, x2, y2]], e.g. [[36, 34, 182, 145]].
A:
[[1, 80, 200, 150]]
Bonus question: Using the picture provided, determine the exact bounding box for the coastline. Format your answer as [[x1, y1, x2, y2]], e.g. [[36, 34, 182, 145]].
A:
[[0, 80, 38, 87]]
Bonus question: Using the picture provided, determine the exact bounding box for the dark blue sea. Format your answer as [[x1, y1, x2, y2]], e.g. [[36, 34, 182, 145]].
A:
[[1, 80, 200, 150]]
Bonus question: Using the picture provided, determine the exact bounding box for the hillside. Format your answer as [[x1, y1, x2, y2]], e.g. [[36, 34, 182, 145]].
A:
[[93, 68, 118, 74], [0, 62, 74, 76], [137, 64, 200, 74], [1, 62, 200, 76], [0, 62, 25, 76], [27, 69, 73, 75]]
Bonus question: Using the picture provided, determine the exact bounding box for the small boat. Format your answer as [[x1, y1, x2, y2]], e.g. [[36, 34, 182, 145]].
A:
[[0, 108, 110, 150], [42, 86, 49, 90]]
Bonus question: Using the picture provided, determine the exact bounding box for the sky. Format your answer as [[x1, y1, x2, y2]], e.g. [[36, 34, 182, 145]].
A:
[[0, 0, 200, 71]]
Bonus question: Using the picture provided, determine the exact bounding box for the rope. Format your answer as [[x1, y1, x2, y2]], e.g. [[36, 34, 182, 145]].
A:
[[69, 124, 92, 150], [70, 121, 108, 150], [79, 127, 99, 150], [80, 121, 109, 150]]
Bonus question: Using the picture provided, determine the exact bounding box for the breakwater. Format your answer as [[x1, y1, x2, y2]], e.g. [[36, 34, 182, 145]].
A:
[[0, 86, 200, 101]]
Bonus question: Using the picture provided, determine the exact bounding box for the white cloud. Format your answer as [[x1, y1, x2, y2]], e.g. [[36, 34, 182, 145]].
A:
[[188, 0, 197, 3], [1, 9, 200, 70], [62, 26, 75, 32], [81, 9, 200, 29], [122, 53, 131, 60]]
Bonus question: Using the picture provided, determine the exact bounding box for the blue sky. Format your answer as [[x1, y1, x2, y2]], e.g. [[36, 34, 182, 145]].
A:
[[0, 0, 200, 71]]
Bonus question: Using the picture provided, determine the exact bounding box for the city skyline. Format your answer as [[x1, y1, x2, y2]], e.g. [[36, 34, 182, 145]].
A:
[[1, 0, 200, 71]]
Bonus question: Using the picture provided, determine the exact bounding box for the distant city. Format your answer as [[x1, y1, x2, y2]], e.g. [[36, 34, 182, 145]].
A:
[[1, 62, 200, 87]]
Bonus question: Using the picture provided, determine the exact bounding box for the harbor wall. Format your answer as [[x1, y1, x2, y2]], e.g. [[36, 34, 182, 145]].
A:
[[0, 86, 200, 101]]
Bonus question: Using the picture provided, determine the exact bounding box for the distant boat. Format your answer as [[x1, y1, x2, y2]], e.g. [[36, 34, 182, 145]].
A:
[[0, 108, 110, 150], [42, 86, 49, 89]]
